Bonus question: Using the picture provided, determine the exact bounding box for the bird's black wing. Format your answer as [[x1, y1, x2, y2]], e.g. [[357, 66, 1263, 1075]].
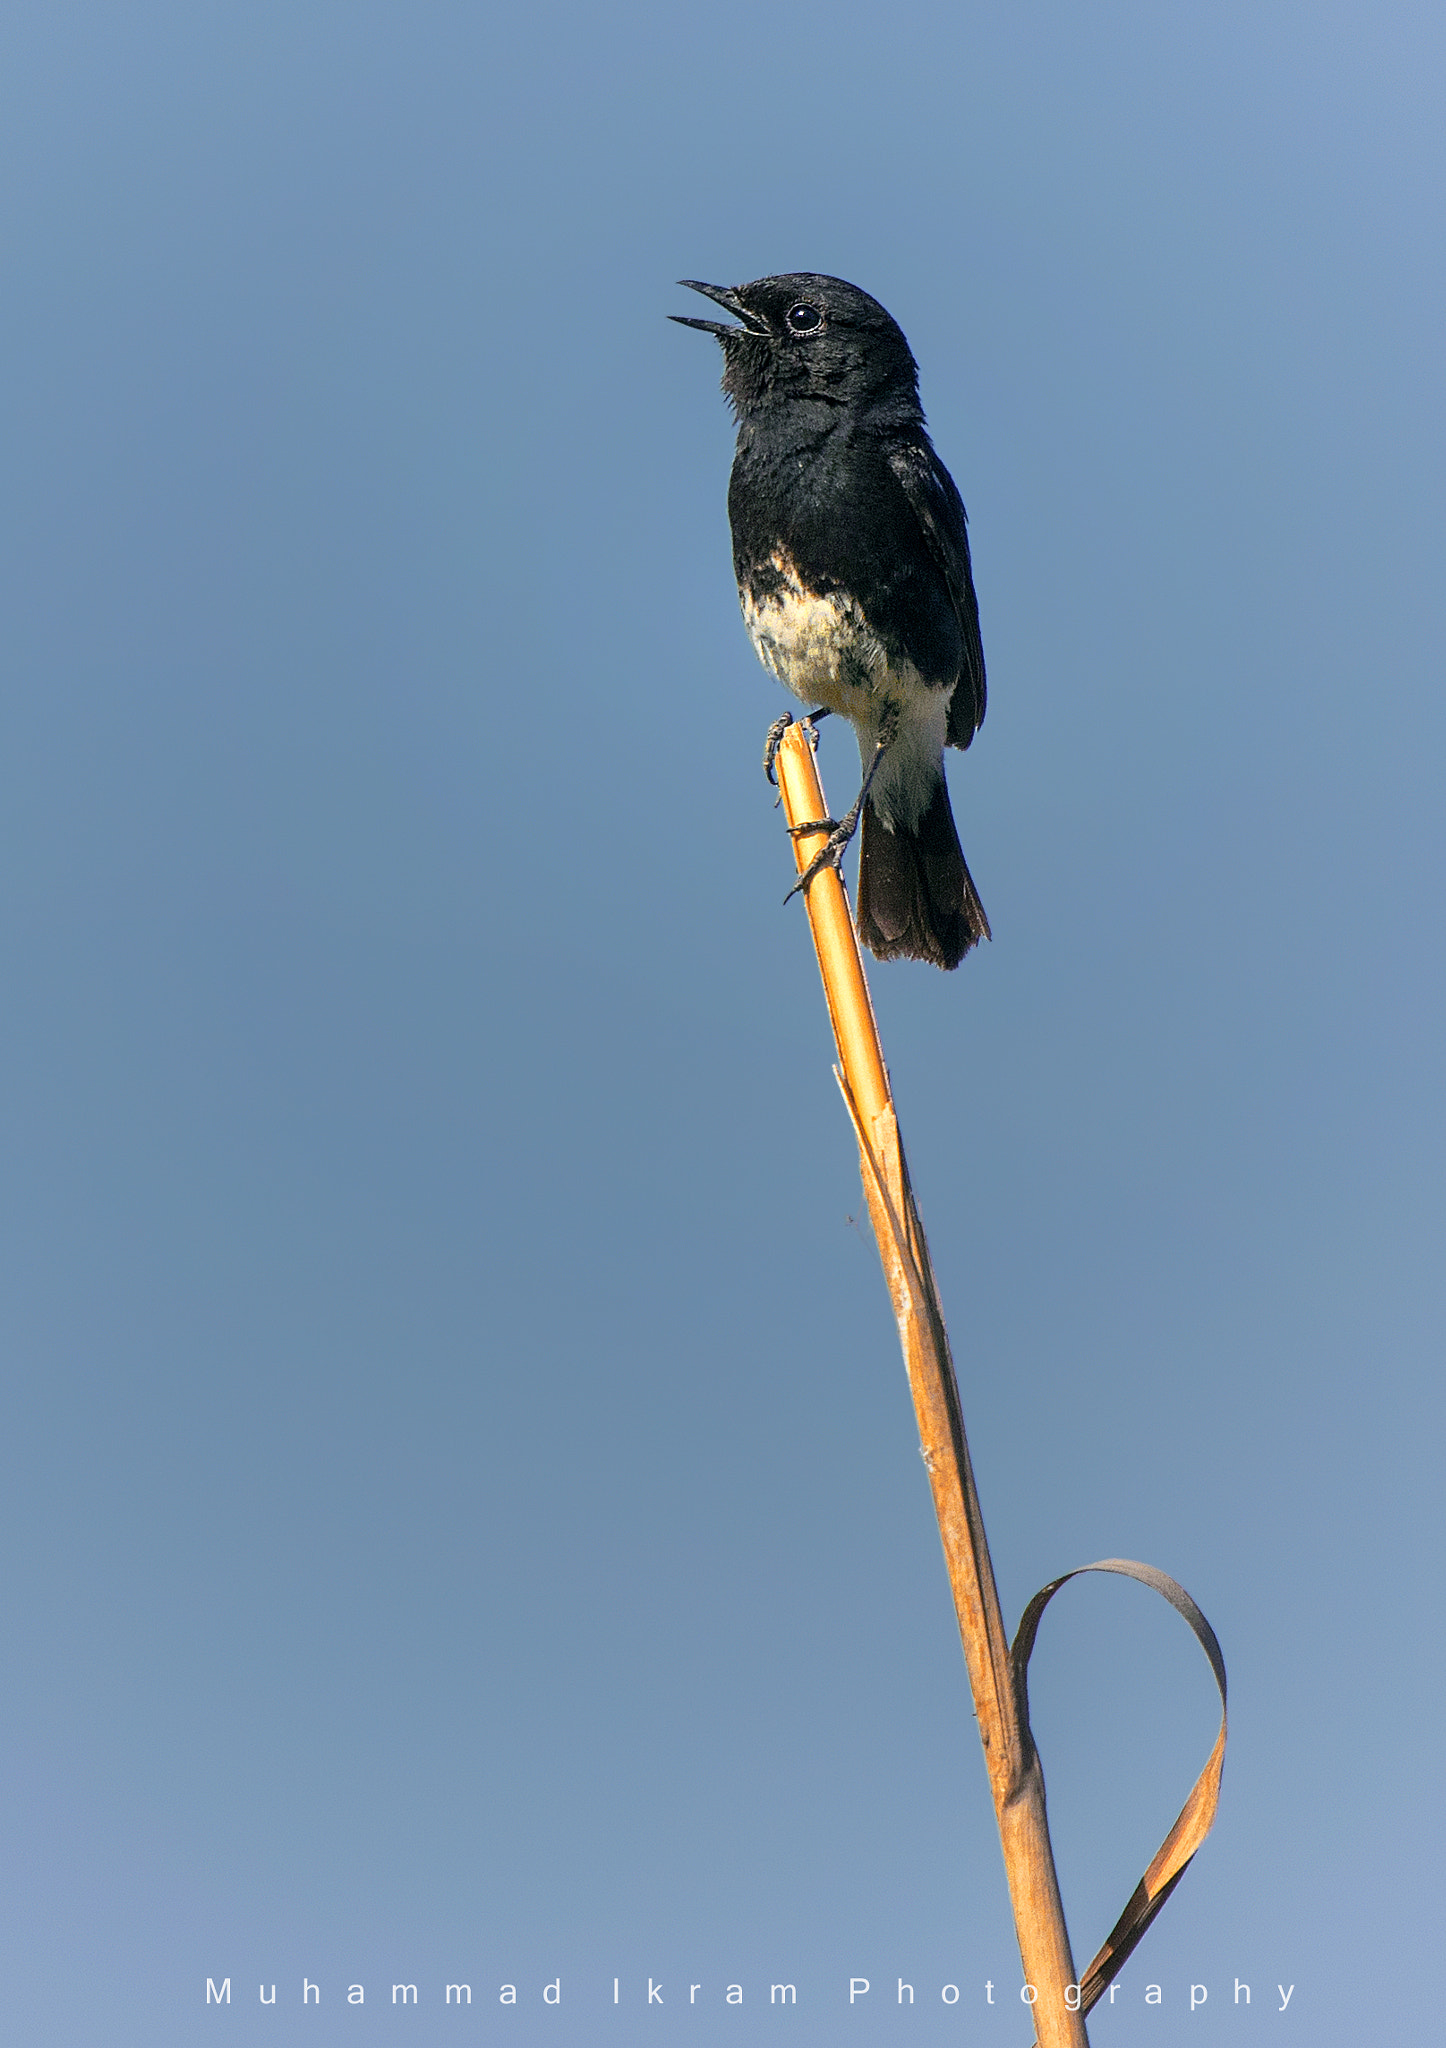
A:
[[888, 442, 986, 748]]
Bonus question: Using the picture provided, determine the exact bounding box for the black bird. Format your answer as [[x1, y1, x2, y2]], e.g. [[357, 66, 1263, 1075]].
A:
[[673, 273, 990, 969]]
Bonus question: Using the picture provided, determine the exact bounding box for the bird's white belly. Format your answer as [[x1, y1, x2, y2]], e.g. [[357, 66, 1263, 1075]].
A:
[[739, 552, 892, 717], [739, 551, 947, 832]]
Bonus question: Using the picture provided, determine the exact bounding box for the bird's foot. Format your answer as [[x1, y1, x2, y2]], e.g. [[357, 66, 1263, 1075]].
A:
[[783, 797, 863, 905], [763, 707, 831, 787], [762, 716, 793, 786]]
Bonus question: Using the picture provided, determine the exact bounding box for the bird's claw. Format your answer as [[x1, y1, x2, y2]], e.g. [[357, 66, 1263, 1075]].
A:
[[762, 716, 794, 786], [783, 804, 862, 905], [763, 708, 831, 788]]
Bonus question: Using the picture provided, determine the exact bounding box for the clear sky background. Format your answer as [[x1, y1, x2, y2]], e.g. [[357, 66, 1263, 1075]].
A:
[[2, 2, 1442, 2042]]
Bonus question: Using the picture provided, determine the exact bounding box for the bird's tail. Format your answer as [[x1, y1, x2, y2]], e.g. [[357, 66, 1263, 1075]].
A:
[[855, 774, 990, 971]]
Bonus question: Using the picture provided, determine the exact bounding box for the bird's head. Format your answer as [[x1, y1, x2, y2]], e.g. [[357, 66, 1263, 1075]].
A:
[[671, 273, 920, 421]]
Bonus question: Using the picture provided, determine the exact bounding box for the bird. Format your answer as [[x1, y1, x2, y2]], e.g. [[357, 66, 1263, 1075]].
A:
[[672, 273, 990, 969]]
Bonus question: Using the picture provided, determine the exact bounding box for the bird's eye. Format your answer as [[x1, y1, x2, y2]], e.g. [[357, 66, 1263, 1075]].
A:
[[786, 303, 823, 334]]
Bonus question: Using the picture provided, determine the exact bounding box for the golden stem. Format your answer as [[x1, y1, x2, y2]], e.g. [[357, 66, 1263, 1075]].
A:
[[773, 721, 1087, 2047]]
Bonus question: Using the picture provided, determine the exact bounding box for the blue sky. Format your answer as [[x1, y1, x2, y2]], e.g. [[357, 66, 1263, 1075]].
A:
[[2, 2, 1442, 2041]]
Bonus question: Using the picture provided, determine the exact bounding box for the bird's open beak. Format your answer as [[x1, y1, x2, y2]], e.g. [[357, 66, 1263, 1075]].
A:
[[669, 280, 771, 338]]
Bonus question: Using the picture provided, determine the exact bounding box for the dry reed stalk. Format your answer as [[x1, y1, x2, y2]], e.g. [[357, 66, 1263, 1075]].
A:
[[772, 719, 1090, 2046]]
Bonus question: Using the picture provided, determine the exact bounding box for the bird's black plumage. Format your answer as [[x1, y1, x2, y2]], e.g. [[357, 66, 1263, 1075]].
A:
[[672, 273, 990, 968]]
